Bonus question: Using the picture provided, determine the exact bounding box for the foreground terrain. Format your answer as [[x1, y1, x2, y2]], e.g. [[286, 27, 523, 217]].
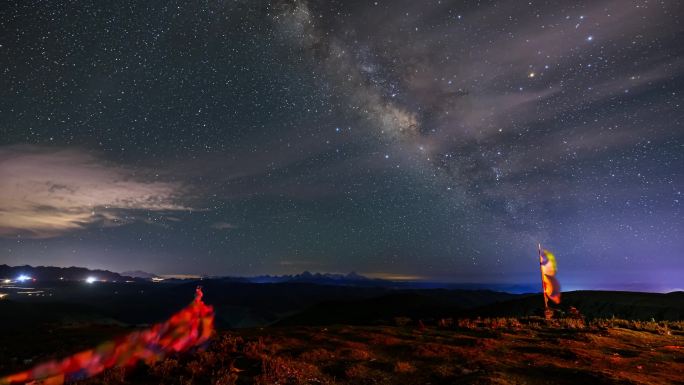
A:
[[3, 318, 680, 385], [2, 283, 683, 384]]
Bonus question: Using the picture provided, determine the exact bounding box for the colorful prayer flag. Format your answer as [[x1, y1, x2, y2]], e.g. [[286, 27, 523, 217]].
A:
[[539, 248, 561, 304], [0, 287, 214, 385]]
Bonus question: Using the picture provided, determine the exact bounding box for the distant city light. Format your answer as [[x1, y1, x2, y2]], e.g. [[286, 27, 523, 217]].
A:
[[17, 275, 32, 282], [86, 276, 97, 284], [2, 279, 11, 284]]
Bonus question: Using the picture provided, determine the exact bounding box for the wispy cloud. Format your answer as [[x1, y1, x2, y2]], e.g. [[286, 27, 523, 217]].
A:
[[210, 222, 238, 230], [0, 146, 190, 238]]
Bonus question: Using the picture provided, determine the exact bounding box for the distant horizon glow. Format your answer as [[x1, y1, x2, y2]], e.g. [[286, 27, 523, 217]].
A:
[[2, 262, 682, 293]]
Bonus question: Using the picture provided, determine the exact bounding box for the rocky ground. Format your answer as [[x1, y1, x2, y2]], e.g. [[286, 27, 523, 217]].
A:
[[61, 318, 684, 385]]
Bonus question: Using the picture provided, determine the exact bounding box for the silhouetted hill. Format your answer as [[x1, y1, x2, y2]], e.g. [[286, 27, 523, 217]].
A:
[[243, 272, 539, 292], [120, 270, 159, 279], [277, 290, 684, 326], [0, 300, 120, 332], [3, 275, 681, 335], [1, 280, 392, 328], [181, 280, 392, 327], [468, 290, 684, 320], [0, 264, 139, 282], [247, 271, 374, 285], [1, 264, 542, 292], [277, 290, 517, 326]]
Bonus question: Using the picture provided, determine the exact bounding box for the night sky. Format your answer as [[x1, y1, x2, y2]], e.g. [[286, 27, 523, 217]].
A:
[[1, 0, 682, 291]]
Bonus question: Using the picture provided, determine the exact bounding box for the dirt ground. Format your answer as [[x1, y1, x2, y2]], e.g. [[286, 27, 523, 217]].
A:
[[71, 318, 684, 385]]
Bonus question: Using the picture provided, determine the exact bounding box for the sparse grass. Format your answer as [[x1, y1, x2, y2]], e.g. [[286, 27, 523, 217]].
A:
[[392, 361, 416, 373], [3, 318, 683, 385], [343, 363, 370, 379], [591, 318, 683, 334], [255, 355, 325, 385]]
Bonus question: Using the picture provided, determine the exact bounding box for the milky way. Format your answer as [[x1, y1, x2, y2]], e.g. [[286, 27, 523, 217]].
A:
[[0, 0, 682, 291]]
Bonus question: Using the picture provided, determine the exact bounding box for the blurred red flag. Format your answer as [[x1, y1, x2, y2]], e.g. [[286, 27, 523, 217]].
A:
[[1, 287, 214, 385]]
